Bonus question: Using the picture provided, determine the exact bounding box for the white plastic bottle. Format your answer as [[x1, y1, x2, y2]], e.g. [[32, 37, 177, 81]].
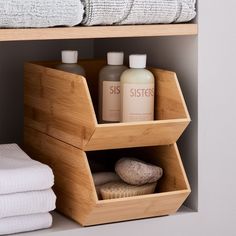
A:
[[56, 50, 86, 76], [99, 52, 127, 124], [120, 54, 155, 122]]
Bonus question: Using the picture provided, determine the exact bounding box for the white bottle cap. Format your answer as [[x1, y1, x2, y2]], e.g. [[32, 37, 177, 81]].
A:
[[107, 52, 124, 66], [61, 50, 78, 64], [129, 54, 147, 69]]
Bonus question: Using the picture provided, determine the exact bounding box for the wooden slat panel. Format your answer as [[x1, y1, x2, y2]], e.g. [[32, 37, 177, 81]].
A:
[[23, 127, 97, 225], [24, 62, 97, 149], [86, 120, 189, 151], [85, 191, 189, 225]]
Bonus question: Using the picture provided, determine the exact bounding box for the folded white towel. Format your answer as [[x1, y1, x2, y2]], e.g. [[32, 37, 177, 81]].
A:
[[82, 0, 196, 26], [0, 0, 84, 28], [0, 144, 54, 195], [0, 189, 56, 219], [0, 213, 53, 235]]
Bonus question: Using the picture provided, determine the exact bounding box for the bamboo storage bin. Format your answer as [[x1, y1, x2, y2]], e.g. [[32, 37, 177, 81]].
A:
[[24, 127, 191, 226], [24, 60, 190, 151]]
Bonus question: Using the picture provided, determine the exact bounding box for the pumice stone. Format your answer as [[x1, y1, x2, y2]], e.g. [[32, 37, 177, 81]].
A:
[[115, 158, 163, 185]]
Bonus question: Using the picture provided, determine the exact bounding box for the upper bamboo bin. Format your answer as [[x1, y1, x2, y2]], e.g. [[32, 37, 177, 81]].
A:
[[24, 60, 190, 151], [24, 127, 191, 226]]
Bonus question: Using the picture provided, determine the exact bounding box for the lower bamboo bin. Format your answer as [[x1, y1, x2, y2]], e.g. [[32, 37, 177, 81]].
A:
[[24, 127, 191, 226]]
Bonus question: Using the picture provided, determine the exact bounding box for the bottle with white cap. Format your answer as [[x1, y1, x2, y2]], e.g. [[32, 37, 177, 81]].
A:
[[120, 54, 155, 122], [99, 52, 127, 124], [56, 50, 86, 76]]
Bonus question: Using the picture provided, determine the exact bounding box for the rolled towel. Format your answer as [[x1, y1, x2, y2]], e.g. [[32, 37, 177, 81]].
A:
[[0, 0, 84, 28], [0, 213, 53, 235], [82, 0, 131, 26], [121, 0, 196, 25], [0, 144, 54, 195], [82, 0, 196, 26], [0, 189, 56, 219]]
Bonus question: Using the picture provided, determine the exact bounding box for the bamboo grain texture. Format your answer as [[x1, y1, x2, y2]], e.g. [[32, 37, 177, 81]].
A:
[[24, 127, 190, 226], [24, 60, 190, 151]]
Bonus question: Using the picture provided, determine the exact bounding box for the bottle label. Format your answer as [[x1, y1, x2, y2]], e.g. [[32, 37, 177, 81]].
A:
[[102, 81, 121, 122], [122, 84, 154, 122]]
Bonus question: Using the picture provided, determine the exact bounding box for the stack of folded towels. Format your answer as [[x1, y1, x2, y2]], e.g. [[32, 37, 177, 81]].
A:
[[0, 144, 56, 235], [0, 0, 84, 28]]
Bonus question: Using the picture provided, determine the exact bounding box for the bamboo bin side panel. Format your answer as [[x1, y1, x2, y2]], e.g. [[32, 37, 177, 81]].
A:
[[23, 127, 97, 224], [151, 68, 190, 121], [24, 63, 97, 149], [139, 145, 190, 192], [32, 60, 106, 117]]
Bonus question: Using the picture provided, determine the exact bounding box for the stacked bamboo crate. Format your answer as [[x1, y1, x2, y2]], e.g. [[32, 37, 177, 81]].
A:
[[23, 59, 191, 226]]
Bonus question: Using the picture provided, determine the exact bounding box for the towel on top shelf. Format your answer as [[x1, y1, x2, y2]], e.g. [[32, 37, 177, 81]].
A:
[[0, 0, 196, 28], [0, 0, 84, 28], [0, 144, 54, 195], [82, 0, 196, 26], [0, 213, 53, 235]]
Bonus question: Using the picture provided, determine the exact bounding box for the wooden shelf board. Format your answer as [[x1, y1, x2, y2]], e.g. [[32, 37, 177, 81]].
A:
[[0, 24, 197, 42]]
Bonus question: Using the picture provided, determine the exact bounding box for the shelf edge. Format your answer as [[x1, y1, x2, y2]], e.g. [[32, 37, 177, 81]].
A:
[[0, 24, 198, 42]]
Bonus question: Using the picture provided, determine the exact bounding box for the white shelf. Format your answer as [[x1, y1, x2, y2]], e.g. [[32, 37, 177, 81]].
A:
[[19, 206, 195, 236]]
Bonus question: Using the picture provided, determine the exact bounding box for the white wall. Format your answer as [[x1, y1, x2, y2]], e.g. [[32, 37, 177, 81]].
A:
[[198, 0, 236, 234]]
